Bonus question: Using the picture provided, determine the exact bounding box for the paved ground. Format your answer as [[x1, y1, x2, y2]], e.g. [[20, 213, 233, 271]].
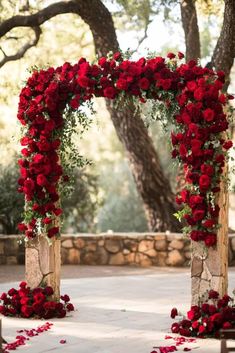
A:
[[1, 266, 235, 353]]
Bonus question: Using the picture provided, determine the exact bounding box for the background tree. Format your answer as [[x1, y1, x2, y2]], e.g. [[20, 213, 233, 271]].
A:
[[0, 0, 234, 233]]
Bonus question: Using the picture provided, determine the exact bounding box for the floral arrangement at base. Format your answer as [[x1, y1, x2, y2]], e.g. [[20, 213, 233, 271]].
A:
[[0, 281, 74, 319], [170, 290, 235, 338]]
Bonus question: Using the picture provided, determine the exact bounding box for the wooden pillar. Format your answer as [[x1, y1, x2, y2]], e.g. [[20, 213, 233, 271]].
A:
[[191, 169, 228, 305], [25, 235, 61, 300]]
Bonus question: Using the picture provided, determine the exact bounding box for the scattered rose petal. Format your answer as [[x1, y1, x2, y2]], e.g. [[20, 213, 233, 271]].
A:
[[60, 339, 66, 344]]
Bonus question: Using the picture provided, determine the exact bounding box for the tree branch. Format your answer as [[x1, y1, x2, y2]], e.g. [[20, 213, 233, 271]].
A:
[[0, 0, 119, 65], [0, 26, 41, 68], [180, 0, 200, 61]]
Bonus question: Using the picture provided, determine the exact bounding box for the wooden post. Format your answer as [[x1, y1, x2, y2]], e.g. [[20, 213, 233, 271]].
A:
[[25, 235, 61, 300], [0, 318, 3, 353], [191, 168, 228, 305]]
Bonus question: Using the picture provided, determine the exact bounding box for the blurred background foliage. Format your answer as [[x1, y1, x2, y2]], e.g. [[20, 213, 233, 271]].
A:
[[0, 0, 234, 234]]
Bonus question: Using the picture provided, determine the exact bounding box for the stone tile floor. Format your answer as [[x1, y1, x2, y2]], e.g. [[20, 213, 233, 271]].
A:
[[0, 265, 235, 353]]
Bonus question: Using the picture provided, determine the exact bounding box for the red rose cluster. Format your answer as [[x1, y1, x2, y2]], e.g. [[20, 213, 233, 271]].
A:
[[17, 51, 233, 244], [170, 290, 235, 338], [0, 281, 74, 319]]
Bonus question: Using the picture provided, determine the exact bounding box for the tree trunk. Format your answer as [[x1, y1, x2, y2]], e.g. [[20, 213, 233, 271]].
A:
[[211, 0, 235, 86], [76, 0, 180, 231], [180, 0, 201, 61], [0, 0, 181, 231]]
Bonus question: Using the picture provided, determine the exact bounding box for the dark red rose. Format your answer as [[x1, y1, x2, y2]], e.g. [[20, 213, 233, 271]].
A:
[[8, 288, 18, 296], [66, 303, 74, 311], [208, 290, 219, 299], [116, 78, 128, 90], [171, 323, 180, 333], [21, 305, 33, 318], [36, 174, 48, 187], [61, 294, 70, 303], [204, 233, 216, 247], [179, 328, 191, 337], [43, 217, 52, 225], [203, 219, 215, 228], [103, 86, 117, 99], [170, 307, 178, 318], [201, 164, 214, 176], [223, 322, 232, 329], [178, 52, 184, 59], [43, 286, 54, 296], [47, 227, 59, 238], [192, 209, 205, 221], [203, 108, 215, 122], [223, 140, 233, 150], [138, 77, 150, 90], [192, 320, 199, 330], [199, 174, 211, 192], [113, 52, 122, 61], [167, 52, 176, 59], [17, 223, 27, 232]]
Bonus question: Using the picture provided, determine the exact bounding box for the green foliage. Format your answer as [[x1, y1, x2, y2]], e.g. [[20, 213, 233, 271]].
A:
[[97, 161, 148, 232], [0, 163, 24, 234], [61, 168, 101, 233]]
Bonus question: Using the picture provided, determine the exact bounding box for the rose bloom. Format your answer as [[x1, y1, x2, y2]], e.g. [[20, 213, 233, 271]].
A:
[[199, 174, 211, 192], [170, 307, 178, 319], [171, 323, 180, 333]]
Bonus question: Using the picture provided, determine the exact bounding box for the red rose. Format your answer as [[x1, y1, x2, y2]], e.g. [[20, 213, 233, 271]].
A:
[[179, 144, 187, 157], [203, 108, 215, 122], [178, 52, 184, 59], [51, 139, 60, 149], [194, 88, 204, 101], [192, 209, 205, 221], [198, 325, 206, 334], [21, 305, 33, 318], [113, 52, 122, 61], [167, 52, 176, 59], [170, 307, 178, 318], [138, 77, 150, 90], [43, 286, 54, 296], [199, 174, 211, 192], [201, 164, 214, 176], [208, 290, 219, 299], [203, 219, 215, 228], [223, 322, 232, 329], [19, 281, 27, 289], [223, 140, 233, 150], [208, 304, 217, 314], [47, 227, 59, 238], [189, 195, 203, 207], [61, 294, 70, 303], [37, 174, 48, 187], [66, 303, 74, 311], [191, 139, 202, 156], [103, 86, 117, 99], [179, 328, 191, 337], [23, 178, 35, 192], [192, 320, 199, 330], [53, 208, 63, 216], [116, 78, 128, 90], [43, 217, 52, 225], [17, 223, 27, 232], [171, 323, 180, 333], [204, 233, 216, 247]]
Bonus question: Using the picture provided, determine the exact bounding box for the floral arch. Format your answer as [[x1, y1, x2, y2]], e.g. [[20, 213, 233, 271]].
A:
[[17, 52, 233, 301]]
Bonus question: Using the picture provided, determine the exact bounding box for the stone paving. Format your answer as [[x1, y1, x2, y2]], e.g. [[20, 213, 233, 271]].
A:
[[0, 265, 235, 353]]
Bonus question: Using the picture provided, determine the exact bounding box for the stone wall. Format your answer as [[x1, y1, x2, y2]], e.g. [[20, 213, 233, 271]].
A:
[[1, 233, 235, 267]]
